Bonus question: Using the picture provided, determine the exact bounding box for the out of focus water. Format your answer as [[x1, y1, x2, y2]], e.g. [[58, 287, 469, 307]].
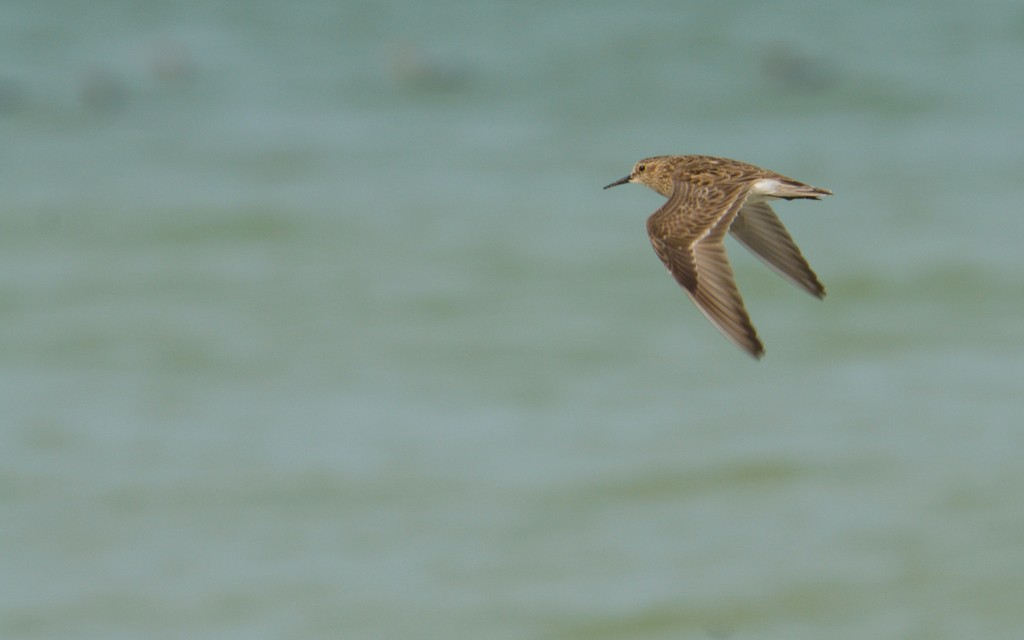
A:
[[2, 1, 1023, 638]]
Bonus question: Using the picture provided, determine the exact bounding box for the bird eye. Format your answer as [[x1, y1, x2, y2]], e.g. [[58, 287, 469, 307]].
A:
[[637, 164, 646, 172]]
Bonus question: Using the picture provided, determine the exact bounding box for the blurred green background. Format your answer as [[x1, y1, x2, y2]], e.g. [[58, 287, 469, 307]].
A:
[[2, 1, 1023, 638]]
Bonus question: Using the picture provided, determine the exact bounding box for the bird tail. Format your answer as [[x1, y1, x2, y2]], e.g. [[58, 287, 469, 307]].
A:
[[775, 180, 832, 200]]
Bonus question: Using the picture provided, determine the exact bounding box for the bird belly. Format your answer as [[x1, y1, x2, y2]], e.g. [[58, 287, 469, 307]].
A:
[[749, 178, 783, 197]]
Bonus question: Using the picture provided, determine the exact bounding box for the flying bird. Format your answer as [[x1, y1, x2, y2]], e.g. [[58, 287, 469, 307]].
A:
[[604, 155, 830, 358]]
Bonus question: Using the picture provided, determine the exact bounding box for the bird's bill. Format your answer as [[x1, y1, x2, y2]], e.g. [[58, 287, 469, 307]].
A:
[[603, 175, 632, 189]]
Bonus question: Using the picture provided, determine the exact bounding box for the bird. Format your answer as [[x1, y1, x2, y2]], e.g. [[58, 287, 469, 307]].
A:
[[604, 155, 831, 359]]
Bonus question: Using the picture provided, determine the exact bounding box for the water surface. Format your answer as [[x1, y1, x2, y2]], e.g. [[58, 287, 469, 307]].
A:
[[2, 1, 1023, 638]]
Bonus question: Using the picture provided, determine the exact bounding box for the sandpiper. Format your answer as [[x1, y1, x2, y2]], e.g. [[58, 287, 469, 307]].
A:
[[604, 155, 830, 359]]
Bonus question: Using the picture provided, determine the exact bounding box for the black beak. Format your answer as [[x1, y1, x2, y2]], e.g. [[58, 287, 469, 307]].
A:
[[603, 175, 631, 190]]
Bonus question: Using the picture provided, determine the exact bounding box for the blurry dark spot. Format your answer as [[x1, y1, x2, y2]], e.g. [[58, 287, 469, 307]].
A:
[[0, 75, 26, 114], [79, 68, 128, 113], [149, 41, 194, 84], [760, 44, 835, 92], [387, 43, 471, 93]]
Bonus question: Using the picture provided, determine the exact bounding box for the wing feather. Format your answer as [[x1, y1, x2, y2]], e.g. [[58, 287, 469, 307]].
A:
[[729, 201, 826, 298], [647, 182, 765, 358]]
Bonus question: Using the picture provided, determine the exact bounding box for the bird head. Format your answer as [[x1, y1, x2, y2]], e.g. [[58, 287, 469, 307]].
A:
[[603, 156, 675, 197]]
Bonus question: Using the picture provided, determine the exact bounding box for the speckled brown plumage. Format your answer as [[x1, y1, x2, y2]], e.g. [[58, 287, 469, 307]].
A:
[[604, 155, 831, 359]]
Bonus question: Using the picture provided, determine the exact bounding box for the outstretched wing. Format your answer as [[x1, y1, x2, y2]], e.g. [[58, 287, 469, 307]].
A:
[[646, 182, 765, 358], [730, 201, 826, 298]]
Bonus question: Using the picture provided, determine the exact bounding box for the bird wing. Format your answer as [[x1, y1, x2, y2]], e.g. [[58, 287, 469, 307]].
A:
[[729, 201, 825, 298], [646, 181, 765, 358]]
